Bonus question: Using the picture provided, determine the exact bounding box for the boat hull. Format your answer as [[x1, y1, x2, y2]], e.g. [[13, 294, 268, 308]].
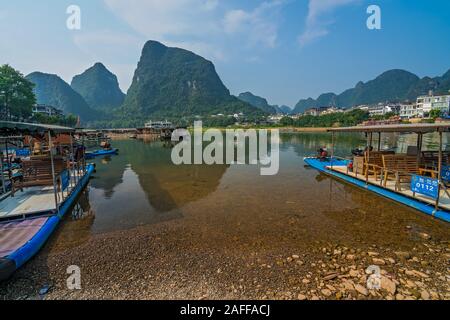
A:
[[0, 163, 95, 281], [304, 157, 450, 223], [85, 148, 119, 159]]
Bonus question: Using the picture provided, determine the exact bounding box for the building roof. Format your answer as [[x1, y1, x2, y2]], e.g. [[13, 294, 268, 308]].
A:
[[328, 123, 450, 133], [0, 121, 75, 134]]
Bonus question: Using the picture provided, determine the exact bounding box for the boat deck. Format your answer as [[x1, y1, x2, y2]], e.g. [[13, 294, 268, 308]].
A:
[[0, 216, 50, 258], [329, 165, 450, 211], [0, 171, 84, 220]]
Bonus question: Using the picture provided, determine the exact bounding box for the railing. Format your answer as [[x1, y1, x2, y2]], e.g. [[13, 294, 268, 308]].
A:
[[352, 161, 448, 209]]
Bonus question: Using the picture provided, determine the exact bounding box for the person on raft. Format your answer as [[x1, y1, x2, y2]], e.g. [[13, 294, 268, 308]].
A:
[[317, 146, 328, 161]]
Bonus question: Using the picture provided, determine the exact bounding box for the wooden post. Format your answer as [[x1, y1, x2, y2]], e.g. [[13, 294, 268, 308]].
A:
[[5, 140, 10, 168], [0, 151, 5, 194], [70, 134, 74, 189], [416, 132, 423, 163], [48, 131, 59, 215], [435, 131, 443, 213], [82, 133, 86, 174], [366, 132, 371, 184], [331, 132, 335, 170], [378, 132, 381, 151]]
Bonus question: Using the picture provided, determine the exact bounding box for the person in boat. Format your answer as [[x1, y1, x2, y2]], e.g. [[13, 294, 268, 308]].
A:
[[100, 141, 112, 150], [317, 146, 328, 161], [74, 145, 86, 162], [351, 146, 373, 156]]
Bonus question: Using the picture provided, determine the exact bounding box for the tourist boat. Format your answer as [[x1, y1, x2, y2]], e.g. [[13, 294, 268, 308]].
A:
[[144, 120, 174, 130], [0, 122, 95, 281], [304, 123, 450, 223], [85, 148, 119, 159], [74, 129, 111, 147]]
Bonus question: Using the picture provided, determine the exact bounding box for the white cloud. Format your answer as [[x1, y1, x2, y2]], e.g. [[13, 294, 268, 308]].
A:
[[104, 0, 284, 56], [223, 1, 284, 48], [103, 0, 221, 40], [102, 0, 228, 63], [298, 0, 359, 46]]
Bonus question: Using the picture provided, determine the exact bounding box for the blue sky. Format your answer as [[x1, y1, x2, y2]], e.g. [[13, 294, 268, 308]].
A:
[[1, 0, 449, 107]]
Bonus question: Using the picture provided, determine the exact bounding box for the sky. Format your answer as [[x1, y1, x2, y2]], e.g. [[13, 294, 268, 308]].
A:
[[1, 0, 449, 108]]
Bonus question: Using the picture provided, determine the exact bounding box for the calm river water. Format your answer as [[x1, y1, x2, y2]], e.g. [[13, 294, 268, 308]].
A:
[[3, 132, 449, 300], [59, 132, 449, 245]]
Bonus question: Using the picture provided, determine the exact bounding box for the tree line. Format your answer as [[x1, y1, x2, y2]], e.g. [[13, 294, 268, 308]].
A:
[[0, 64, 77, 127]]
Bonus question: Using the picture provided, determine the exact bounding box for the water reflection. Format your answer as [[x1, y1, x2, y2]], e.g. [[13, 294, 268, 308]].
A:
[[79, 140, 229, 233], [61, 133, 449, 240]]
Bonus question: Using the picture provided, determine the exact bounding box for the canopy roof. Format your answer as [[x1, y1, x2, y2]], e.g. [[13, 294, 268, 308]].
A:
[[0, 121, 75, 134], [328, 123, 450, 134]]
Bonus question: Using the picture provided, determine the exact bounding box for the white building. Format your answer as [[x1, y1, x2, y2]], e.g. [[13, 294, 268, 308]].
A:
[[320, 107, 343, 115], [368, 104, 392, 117], [145, 120, 174, 129], [399, 103, 423, 119], [417, 94, 450, 115], [32, 104, 63, 117], [304, 108, 320, 116], [367, 103, 402, 117]]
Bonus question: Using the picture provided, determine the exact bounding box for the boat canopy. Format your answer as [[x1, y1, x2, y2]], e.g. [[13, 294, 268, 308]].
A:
[[0, 121, 75, 134], [327, 123, 450, 134]]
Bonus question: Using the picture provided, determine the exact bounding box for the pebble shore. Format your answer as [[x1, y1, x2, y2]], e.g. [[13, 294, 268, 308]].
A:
[[1, 215, 449, 300]]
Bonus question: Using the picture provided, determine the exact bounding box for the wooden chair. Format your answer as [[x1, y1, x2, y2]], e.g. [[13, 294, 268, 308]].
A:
[[382, 155, 420, 191], [12, 158, 66, 196], [364, 151, 394, 181], [421, 151, 450, 169]]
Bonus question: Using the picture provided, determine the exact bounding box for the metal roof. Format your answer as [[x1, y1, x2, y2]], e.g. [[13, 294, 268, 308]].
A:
[[327, 123, 450, 133], [0, 121, 75, 134]]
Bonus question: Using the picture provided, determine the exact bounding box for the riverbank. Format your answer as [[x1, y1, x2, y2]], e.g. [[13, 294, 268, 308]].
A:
[[1, 136, 449, 301], [1, 205, 448, 300]]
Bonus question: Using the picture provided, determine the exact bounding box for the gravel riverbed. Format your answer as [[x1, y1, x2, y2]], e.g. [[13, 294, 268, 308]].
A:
[[1, 208, 449, 300]]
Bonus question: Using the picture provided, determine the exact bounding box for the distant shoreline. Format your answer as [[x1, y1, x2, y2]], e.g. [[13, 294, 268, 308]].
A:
[[278, 127, 330, 132]]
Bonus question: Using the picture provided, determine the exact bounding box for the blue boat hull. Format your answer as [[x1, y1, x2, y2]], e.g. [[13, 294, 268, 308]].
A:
[[304, 157, 450, 223], [85, 148, 119, 159], [0, 163, 95, 281]]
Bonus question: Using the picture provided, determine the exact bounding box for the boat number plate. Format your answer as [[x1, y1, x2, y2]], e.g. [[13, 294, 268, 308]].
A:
[[441, 165, 450, 182], [411, 175, 439, 199]]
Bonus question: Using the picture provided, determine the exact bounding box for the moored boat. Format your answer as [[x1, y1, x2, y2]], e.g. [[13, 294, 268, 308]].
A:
[[304, 123, 450, 223], [0, 121, 95, 281], [85, 148, 119, 159]]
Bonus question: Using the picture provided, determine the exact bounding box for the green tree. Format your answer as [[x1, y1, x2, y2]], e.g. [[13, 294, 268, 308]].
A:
[[280, 116, 294, 126], [429, 109, 442, 120], [0, 64, 36, 120]]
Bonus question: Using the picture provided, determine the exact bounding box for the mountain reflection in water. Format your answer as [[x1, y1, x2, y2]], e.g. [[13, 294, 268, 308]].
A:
[[61, 133, 449, 243]]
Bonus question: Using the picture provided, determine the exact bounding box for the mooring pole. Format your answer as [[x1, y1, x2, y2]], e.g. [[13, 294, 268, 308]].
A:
[[435, 130, 443, 214], [5, 140, 10, 168], [365, 132, 371, 184], [82, 132, 86, 175], [48, 131, 59, 215], [331, 131, 335, 170], [416, 132, 423, 163], [69, 134, 74, 189], [0, 151, 5, 194], [378, 132, 381, 151]]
